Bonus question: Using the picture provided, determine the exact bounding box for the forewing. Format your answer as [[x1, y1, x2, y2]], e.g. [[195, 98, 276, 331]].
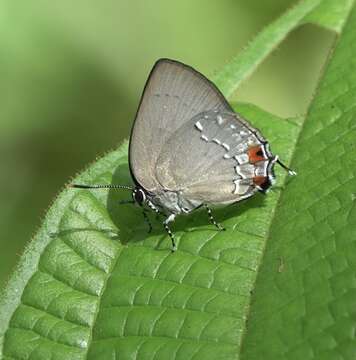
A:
[[156, 110, 272, 205], [129, 59, 233, 191]]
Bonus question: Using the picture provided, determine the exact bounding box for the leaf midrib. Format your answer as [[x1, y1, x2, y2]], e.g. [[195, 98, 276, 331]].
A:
[[237, 14, 350, 360]]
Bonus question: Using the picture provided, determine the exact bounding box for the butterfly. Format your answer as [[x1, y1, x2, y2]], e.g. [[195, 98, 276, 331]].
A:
[[72, 59, 295, 251]]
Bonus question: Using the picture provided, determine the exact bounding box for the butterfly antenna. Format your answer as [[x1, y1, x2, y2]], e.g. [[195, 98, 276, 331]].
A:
[[69, 184, 133, 190], [275, 157, 297, 176]]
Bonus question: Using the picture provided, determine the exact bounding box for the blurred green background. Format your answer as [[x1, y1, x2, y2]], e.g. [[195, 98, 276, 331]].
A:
[[0, 0, 334, 288]]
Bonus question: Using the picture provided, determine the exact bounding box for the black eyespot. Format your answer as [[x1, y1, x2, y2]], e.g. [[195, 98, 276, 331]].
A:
[[133, 188, 145, 205], [256, 149, 263, 156]]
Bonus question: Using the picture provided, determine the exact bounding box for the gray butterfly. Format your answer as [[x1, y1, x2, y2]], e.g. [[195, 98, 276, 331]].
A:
[[72, 59, 295, 251]]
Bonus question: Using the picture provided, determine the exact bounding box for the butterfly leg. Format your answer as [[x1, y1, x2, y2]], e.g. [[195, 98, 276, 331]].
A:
[[205, 205, 225, 231], [142, 210, 153, 233], [163, 214, 177, 252]]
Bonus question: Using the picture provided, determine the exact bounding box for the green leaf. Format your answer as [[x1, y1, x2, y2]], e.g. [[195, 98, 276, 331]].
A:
[[241, 3, 356, 360], [212, 0, 352, 99], [303, 0, 354, 31], [212, 0, 324, 98], [0, 107, 299, 360], [1, 1, 355, 359]]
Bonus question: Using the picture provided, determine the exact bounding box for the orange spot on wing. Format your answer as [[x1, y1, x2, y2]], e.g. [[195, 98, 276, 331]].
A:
[[253, 176, 267, 186], [253, 176, 272, 192], [248, 146, 266, 164]]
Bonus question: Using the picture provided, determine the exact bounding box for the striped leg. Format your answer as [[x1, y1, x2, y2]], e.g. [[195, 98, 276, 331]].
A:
[[164, 214, 177, 252], [205, 205, 225, 231]]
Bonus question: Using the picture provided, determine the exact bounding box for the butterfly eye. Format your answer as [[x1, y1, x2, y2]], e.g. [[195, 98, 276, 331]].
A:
[[133, 188, 146, 205]]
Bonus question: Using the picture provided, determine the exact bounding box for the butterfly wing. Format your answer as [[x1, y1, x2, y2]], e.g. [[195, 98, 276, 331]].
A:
[[155, 110, 275, 205], [129, 59, 233, 192]]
